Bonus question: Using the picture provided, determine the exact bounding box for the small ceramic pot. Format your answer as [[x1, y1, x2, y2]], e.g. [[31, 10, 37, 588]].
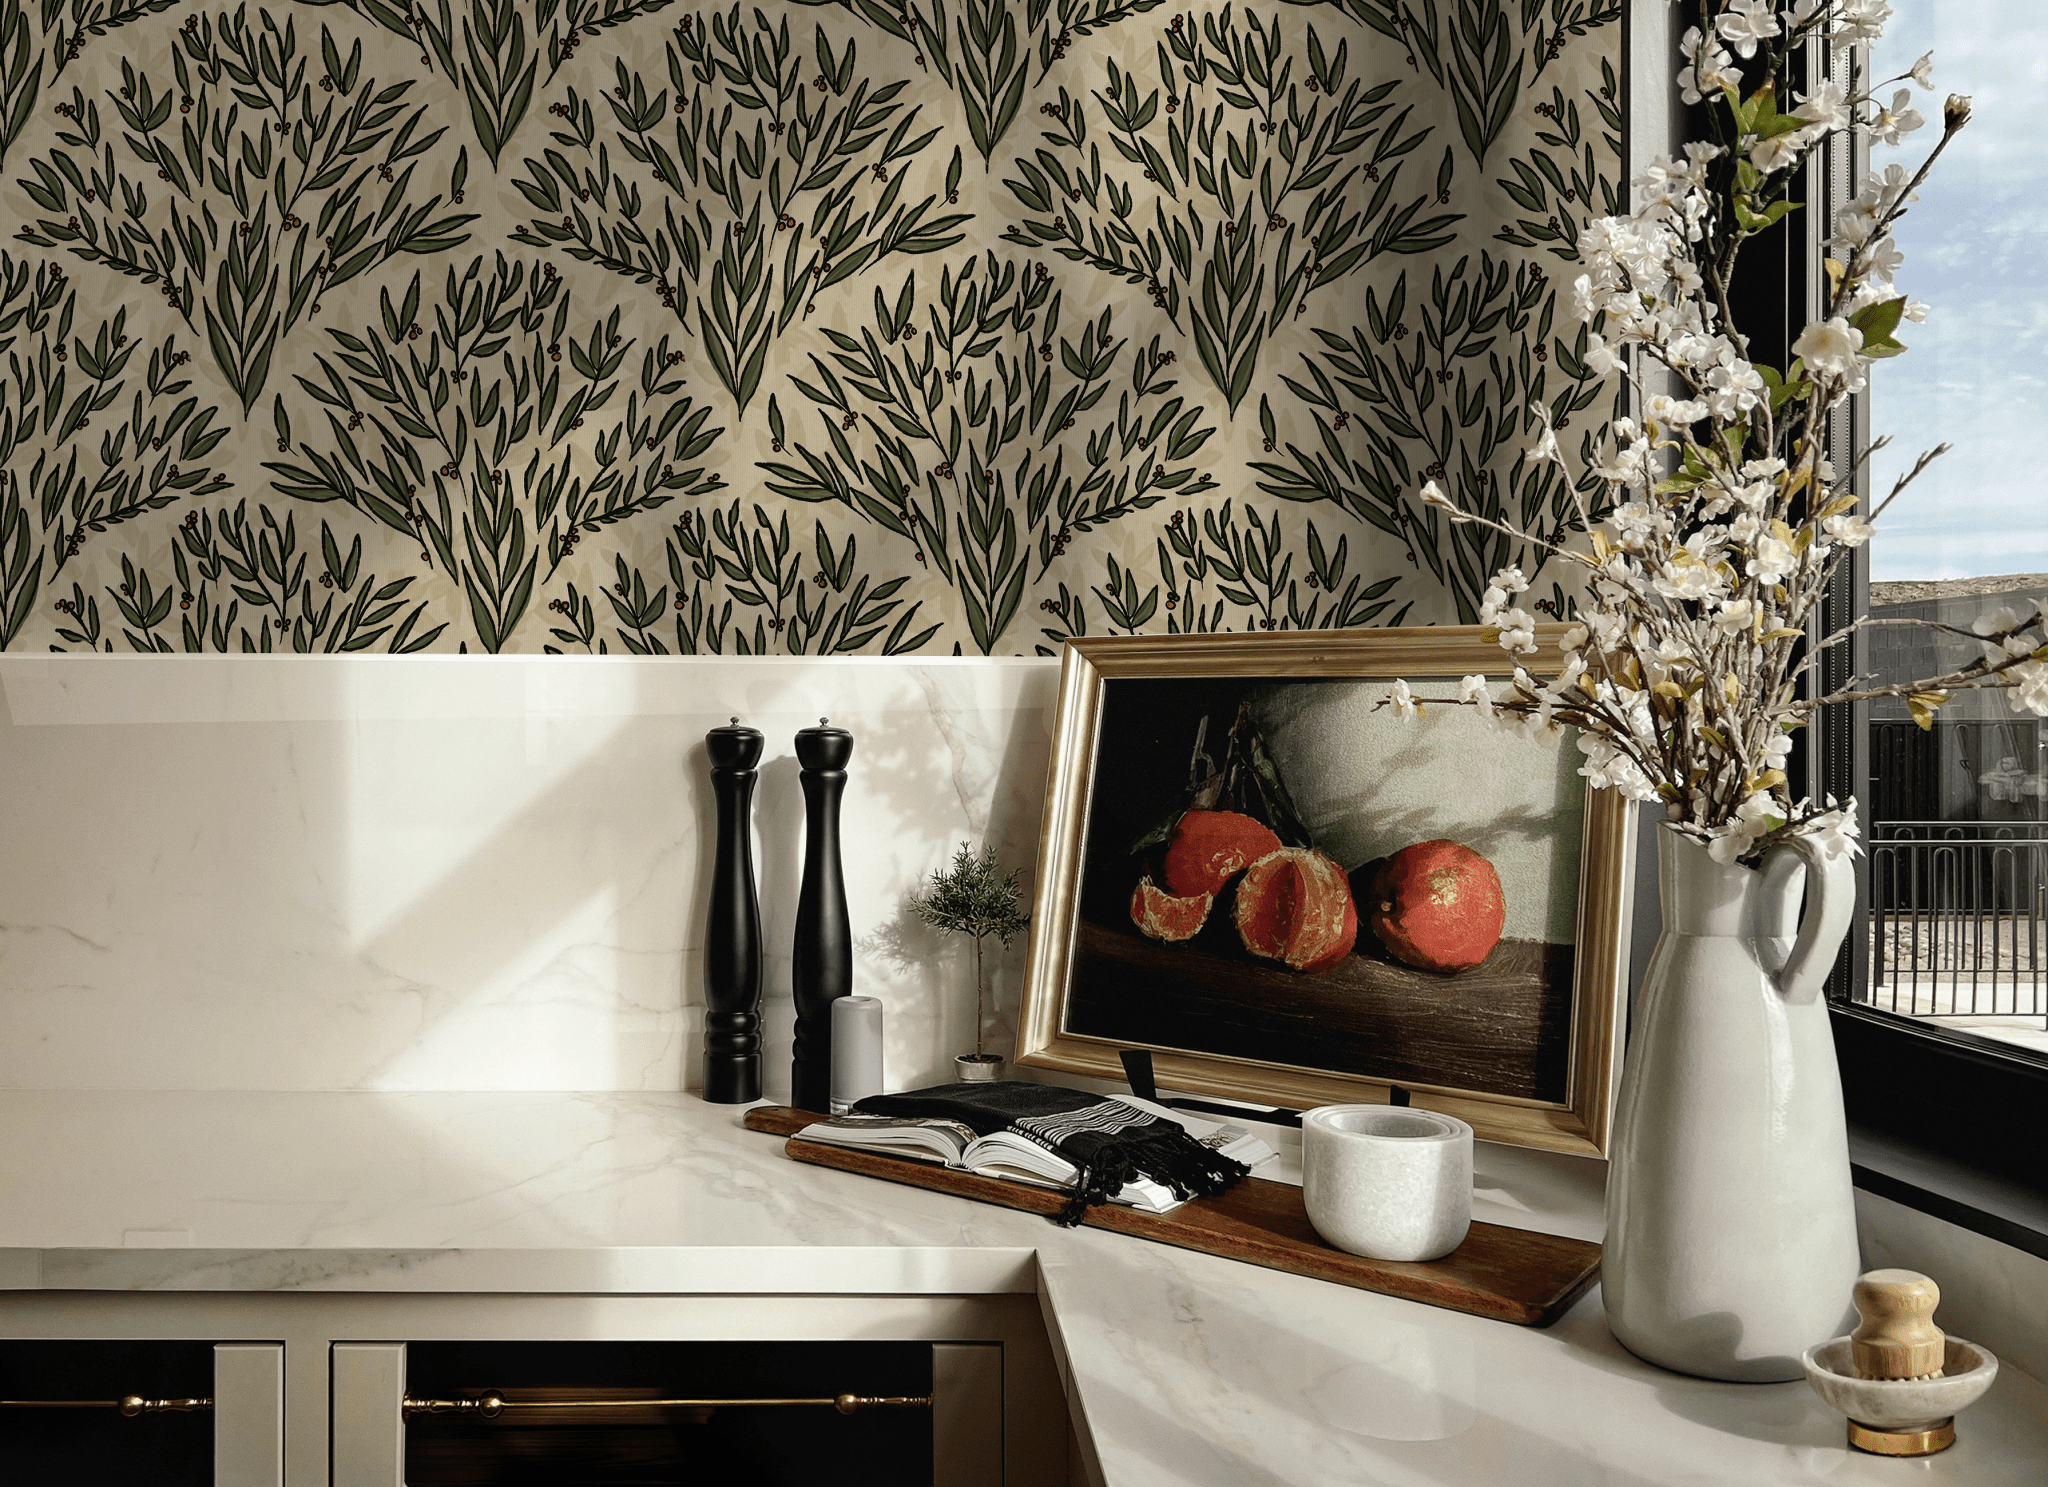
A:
[[955, 1054, 1004, 1083], [1301, 1104, 1473, 1262]]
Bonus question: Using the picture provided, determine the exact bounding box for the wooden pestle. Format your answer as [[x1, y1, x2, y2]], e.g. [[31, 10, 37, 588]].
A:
[[1852, 1269, 1946, 1381]]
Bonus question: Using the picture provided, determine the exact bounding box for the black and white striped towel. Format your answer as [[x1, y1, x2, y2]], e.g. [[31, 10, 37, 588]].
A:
[[851, 1081, 1250, 1225]]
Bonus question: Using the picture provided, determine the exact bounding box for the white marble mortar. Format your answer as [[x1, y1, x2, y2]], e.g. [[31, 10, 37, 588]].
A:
[[1301, 1105, 1474, 1262]]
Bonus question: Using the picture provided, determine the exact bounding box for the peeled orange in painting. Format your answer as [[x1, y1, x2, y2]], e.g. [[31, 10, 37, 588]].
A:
[[1233, 847, 1358, 973], [1130, 876, 1213, 942], [1369, 840, 1506, 973], [1161, 809, 1283, 899]]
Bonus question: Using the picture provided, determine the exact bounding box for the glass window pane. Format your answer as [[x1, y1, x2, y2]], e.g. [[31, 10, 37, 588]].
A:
[[1863, 7, 2048, 1055]]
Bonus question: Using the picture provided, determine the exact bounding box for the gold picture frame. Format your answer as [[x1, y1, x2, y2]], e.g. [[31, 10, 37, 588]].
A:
[[1016, 627, 1636, 1157]]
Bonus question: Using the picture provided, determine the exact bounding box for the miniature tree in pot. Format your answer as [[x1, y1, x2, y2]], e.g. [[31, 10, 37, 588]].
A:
[[911, 843, 1030, 1081]]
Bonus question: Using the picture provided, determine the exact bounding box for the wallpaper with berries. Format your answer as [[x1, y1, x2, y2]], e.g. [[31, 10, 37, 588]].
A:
[[0, 0, 1622, 656]]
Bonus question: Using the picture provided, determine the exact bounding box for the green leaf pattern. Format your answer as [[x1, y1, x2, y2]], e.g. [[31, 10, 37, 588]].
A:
[[3, 0, 1618, 653]]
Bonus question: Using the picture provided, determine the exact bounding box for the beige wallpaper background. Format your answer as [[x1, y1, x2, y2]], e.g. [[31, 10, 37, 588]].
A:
[[0, 0, 1622, 655]]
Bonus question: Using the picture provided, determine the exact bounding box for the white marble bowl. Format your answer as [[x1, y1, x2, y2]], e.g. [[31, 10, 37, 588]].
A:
[[1801, 1336, 1999, 1433], [1301, 1105, 1473, 1262]]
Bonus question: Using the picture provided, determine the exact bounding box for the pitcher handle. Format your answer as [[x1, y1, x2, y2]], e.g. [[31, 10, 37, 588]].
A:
[[1771, 832, 1856, 1006]]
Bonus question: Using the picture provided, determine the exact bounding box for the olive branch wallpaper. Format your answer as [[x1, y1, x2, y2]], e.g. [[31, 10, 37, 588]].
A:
[[0, 0, 1622, 656]]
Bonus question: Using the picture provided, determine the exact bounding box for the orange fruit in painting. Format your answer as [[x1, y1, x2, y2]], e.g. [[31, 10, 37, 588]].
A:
[[1162, 809, 1283, 899], [1369, 840, 1506, 973], [1233, 847, 1358, 973], [1130, 876, 1212, 942]]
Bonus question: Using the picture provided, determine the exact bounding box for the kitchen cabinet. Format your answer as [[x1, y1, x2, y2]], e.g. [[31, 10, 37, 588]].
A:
[[0, 1338, 281, 1486], [0, 1291, 1060, 1486]]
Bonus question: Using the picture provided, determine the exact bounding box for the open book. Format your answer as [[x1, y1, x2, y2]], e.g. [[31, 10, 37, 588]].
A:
[[793, 1096, 1276, 1215]]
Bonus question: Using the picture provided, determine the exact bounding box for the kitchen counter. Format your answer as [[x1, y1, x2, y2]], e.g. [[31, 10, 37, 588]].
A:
[[4, 1088, 2044, 1485]]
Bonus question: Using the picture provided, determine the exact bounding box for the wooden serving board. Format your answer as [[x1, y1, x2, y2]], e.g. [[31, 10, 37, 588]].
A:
[[742, 1106, 1601, 1327]]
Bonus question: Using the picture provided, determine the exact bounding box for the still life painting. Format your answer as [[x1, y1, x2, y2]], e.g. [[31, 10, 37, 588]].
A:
[[1018, 630, 1633, 1155]]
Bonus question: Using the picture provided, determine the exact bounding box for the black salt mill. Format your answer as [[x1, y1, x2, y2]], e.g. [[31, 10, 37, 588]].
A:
[[702, 717, 764, 1104], [791, 718, 854, 1113]]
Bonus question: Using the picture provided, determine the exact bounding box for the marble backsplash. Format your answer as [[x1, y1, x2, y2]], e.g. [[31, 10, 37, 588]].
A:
[[0, 655, 1059, 1095]]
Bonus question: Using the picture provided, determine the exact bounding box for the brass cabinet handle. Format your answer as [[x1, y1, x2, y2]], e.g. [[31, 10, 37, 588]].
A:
[[403, 1392, 931, 1418], [0, 1397, 212, 1415]]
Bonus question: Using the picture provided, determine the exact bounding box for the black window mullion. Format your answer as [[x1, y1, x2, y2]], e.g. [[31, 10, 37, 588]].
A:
[[1817, 31, 1870, 1002]]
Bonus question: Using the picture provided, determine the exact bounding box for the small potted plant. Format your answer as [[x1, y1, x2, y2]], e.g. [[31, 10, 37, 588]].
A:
[[910, 843, 1029, 1081]]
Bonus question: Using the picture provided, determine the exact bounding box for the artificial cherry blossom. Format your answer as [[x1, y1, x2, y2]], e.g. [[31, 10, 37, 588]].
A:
[[1385, 4, 2037, 866]]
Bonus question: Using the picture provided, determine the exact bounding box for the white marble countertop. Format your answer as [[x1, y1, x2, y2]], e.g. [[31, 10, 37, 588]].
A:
[[3, 1089, 2043, 1485]]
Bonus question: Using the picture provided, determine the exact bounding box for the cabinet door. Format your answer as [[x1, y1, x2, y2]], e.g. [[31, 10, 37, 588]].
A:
[[213, 1343, 284, 1487], [330, 1339, 1005, 1485], [0, 1337, 278, 1486], [330, 1343, 406, 1487], [932, 1342, 1003, 1486]]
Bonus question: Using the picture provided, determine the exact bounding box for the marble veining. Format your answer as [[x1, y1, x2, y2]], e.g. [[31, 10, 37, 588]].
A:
[[0, 655, 1057, 1093], [2, 1088, 2044, 1487]]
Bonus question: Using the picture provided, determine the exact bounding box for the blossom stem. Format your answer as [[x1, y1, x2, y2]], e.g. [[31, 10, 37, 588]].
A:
[[1866, 440, 1950, 525]]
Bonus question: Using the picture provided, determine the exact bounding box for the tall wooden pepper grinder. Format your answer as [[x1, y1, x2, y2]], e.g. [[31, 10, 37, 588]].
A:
[[702, 718, 764, 1104], [792, 718, 854, 1113]]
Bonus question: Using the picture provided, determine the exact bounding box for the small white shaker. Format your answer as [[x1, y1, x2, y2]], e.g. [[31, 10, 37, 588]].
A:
[[829, 995, 885, 1114]]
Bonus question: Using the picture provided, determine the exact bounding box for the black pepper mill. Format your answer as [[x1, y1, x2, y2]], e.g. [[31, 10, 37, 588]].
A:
[[702, 718, 764, 1104], [791, 718, 854, 1114]]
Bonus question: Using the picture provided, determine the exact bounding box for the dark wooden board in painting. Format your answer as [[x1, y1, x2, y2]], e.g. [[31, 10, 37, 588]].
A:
[[1064, 918, 1574, 1102], [741, 1106, 1602, 1327]]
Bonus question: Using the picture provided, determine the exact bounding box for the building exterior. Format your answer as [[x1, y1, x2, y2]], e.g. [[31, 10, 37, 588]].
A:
[[1868, 575, 2048, 825]]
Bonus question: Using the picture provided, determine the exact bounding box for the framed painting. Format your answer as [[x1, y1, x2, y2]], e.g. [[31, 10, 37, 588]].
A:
[[1015, 627, 1636, 1156]]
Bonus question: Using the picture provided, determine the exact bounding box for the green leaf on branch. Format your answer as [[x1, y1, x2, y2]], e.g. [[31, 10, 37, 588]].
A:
[[1754, 361, 1809, 412], [1655, 443, 1712, 495], [1747, 85, 1805, 141], [1732, 197, 1800, 232], [1850, 295, 1909, 358]]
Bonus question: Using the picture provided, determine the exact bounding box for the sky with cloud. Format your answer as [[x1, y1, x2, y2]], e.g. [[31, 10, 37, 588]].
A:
[[1866, 4, 2048, 580]]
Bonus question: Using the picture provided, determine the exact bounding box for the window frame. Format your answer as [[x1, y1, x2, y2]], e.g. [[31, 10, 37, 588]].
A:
[[1805, 29, 2048, 1246]]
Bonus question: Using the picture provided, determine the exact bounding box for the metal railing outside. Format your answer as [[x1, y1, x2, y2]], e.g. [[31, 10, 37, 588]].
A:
[[1865, 822, 2048, 1028]]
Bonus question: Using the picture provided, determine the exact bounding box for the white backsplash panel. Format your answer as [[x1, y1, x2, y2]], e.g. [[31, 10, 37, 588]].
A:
[[0, 656, 1058, 1094]]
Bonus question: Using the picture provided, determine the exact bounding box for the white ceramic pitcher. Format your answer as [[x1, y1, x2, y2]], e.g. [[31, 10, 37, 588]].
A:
[[1603, 821, 1860, 1382]]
